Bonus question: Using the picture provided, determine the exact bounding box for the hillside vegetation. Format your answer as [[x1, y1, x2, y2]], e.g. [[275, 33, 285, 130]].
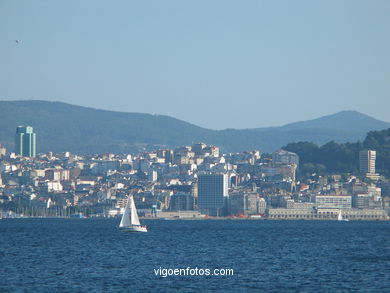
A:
[[283, 129, 390, 177], [0, 100, 389, 154]]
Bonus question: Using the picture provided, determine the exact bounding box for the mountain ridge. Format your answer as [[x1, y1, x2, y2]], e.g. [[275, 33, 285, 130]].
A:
[[280, 110, 389, 131], [0, 100, 389, 154]]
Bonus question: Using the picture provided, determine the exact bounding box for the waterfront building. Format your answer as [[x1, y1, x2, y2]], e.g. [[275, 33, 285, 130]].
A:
[[267, 208, 316, 219], [15, 126, 36, 157], [169, 192, 194, 211], [316, 208, 386, 220], [315, 195, 352, 209], [341, 209, 386, 220], [258, 198, 267, 214], [229, 191, 265, 216], [352, 193, 372, 209], [229, 192, 245, 215], [198, 173, 228, 216], [245, 193, 261, 214]]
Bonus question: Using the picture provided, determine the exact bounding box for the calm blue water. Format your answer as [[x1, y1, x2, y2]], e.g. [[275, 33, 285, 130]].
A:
[[0, 219, 389, 292]]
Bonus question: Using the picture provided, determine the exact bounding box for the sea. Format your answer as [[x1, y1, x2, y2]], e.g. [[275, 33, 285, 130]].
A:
[[0, 219, 389, 293]]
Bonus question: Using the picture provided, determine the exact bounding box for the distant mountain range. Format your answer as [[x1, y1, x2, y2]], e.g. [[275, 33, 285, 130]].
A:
[[0, 100, 389, 154]]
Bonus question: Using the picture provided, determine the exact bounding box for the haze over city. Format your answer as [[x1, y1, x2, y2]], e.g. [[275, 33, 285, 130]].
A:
[[1, 0, 390, 129]]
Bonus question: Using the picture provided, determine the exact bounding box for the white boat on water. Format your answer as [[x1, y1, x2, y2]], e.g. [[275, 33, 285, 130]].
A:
[[119, 195, 147, 233], [338, 210, 349, 222]]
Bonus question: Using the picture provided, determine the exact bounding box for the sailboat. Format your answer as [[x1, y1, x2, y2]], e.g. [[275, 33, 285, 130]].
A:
[[338, 210, 349, 222], [119, 195, 147, 232]]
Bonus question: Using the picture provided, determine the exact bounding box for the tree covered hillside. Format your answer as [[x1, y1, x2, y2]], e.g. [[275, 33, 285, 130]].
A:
[[283, 128, 390, 177]]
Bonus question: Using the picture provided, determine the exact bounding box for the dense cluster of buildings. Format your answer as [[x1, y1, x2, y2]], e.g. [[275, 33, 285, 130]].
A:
[[0, 126, 389, 220]]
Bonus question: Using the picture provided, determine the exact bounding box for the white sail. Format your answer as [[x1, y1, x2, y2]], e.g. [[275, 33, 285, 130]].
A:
[[119, 197, 132, 227], [119, 195, 147, 232], [47, 198, 52, 209], [130, 196, 141, 226], [338, 210, 343, 221]]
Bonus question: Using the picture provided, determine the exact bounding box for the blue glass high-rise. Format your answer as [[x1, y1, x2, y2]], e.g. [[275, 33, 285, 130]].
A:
[[15, 126, 36, 157]]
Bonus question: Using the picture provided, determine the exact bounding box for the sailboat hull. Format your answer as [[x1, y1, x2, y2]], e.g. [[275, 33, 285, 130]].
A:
[[119, 225, 148, 233]]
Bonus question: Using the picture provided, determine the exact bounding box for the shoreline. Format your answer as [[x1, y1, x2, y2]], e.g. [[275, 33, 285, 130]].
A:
[[1, 216, 389, 221]]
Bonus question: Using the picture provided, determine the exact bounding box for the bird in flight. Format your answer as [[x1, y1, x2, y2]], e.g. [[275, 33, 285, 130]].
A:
[[15, 40, 20, 44]]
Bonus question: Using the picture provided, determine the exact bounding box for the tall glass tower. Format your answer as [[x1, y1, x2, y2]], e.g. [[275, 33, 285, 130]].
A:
[[198, 173, 229, 216], [15, 126, 36, 157]]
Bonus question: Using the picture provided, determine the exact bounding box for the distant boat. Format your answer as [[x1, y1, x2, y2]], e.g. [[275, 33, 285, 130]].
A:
[[119, 195, 147, 232], [338, 210, 349, 222]]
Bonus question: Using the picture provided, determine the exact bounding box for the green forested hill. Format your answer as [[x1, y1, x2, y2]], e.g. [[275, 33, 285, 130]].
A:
[[0, 100, 389, 154], [283, 129, 390, 177]]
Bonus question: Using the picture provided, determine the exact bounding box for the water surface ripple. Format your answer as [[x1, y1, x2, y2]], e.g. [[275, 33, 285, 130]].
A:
[[0, 219, 389, 292]]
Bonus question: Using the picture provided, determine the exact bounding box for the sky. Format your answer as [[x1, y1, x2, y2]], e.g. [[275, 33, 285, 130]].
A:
[[0, 0, 389, 129]]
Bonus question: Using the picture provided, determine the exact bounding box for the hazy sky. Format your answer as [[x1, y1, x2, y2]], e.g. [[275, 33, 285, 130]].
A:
[[0, 0, 389, 129]]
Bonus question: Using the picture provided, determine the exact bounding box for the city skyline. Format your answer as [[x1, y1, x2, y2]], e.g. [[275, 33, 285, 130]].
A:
[[1, 0, 389, 129], [0, 139, 387, 221]]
